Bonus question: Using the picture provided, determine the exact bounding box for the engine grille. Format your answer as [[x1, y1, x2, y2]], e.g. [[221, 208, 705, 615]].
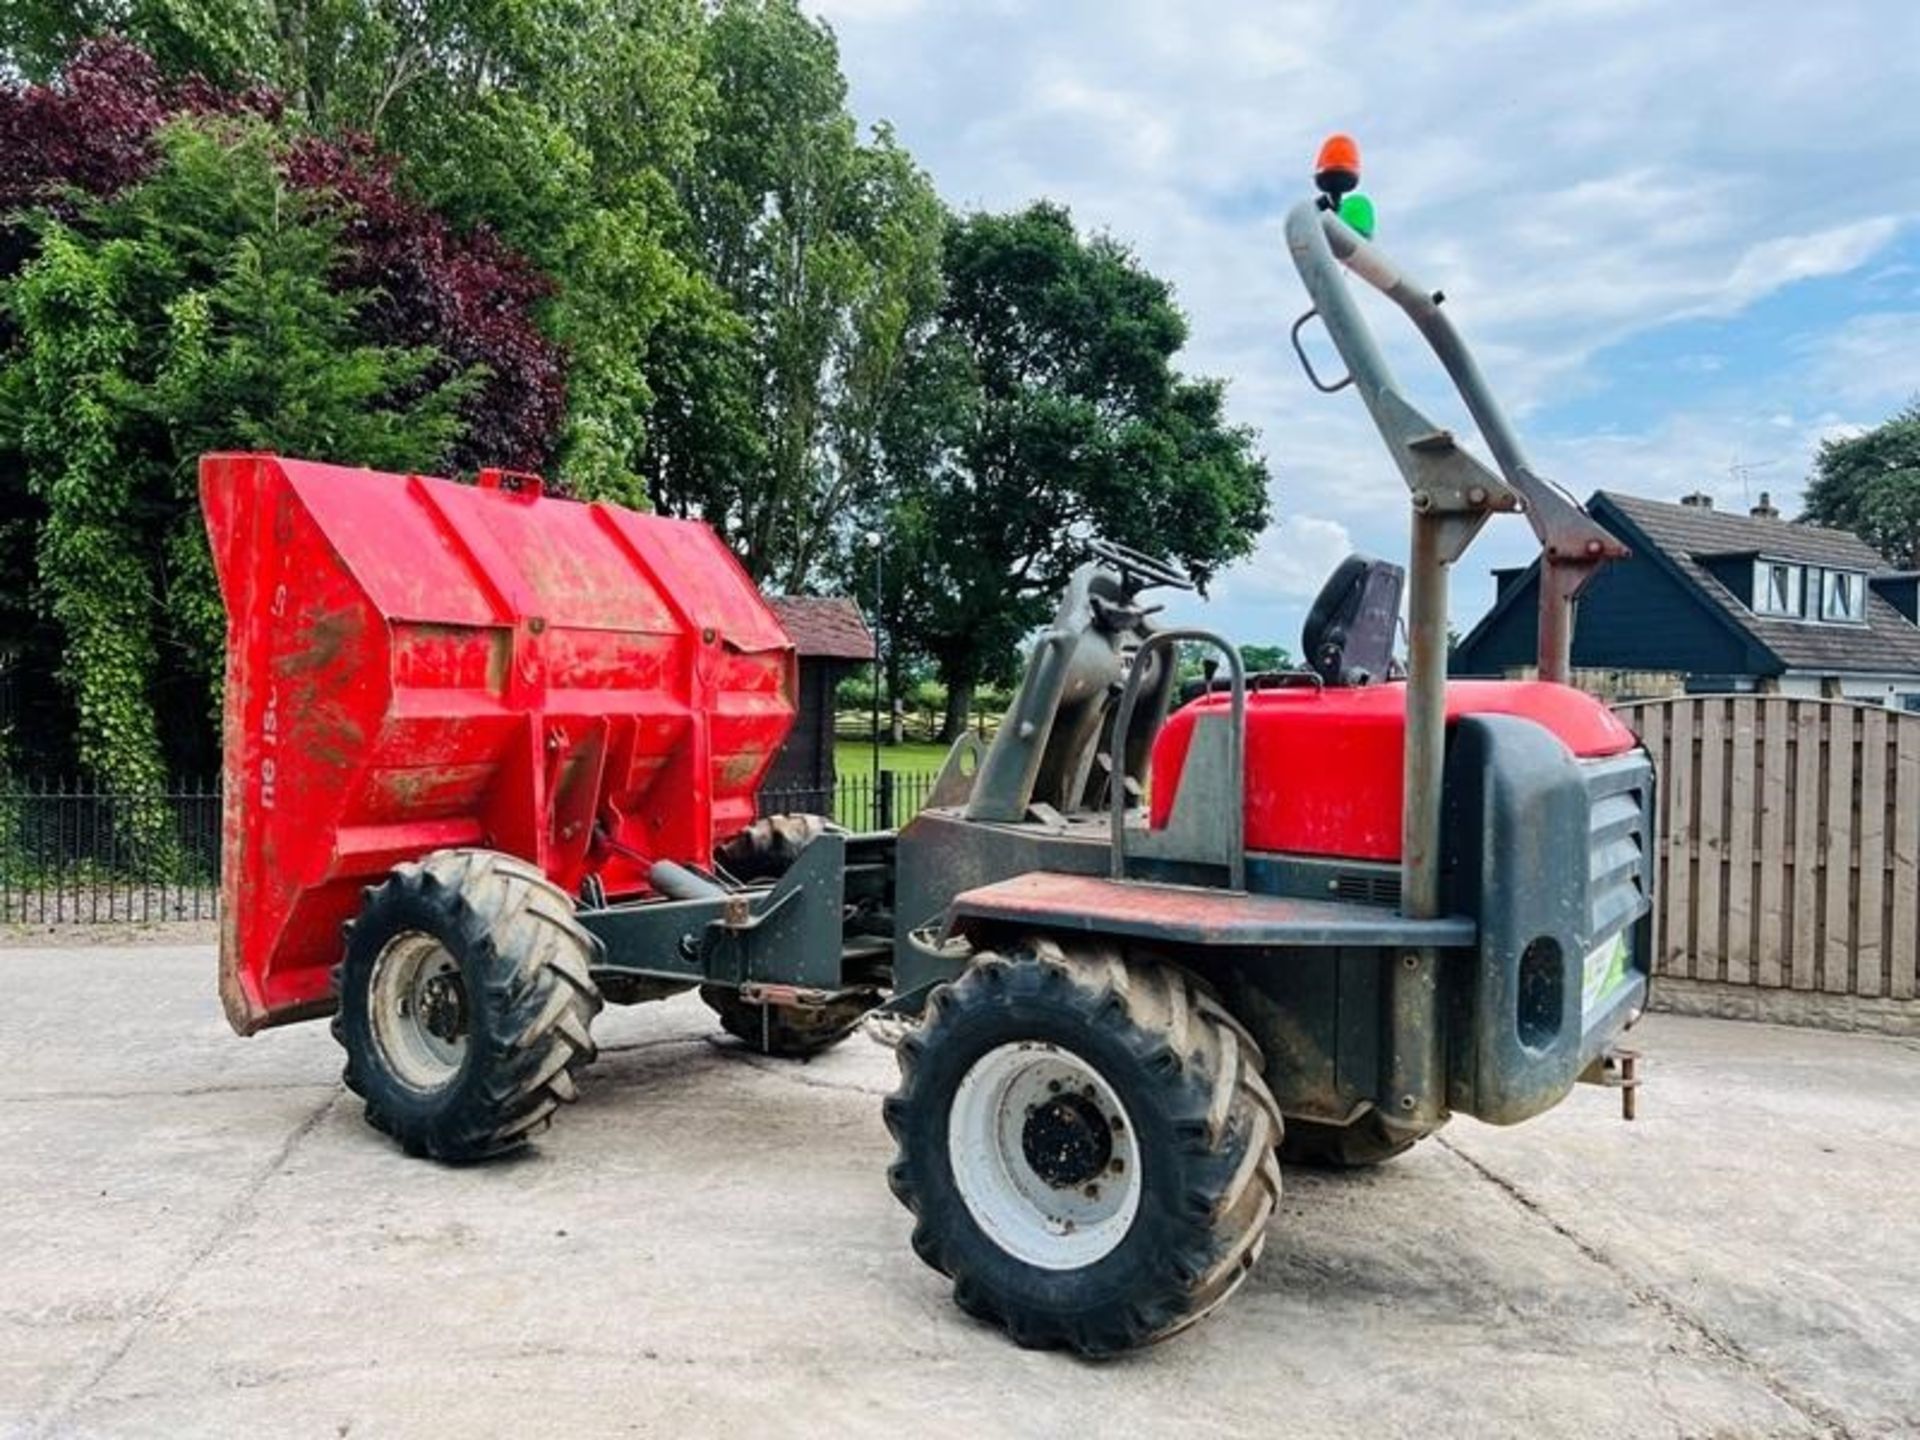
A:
[[1582, 751, 1654, 943], [1333, 869, 1401, 908]]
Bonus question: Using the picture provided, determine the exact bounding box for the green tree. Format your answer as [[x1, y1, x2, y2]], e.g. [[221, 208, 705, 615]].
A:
[[354, 0, 718, 504], [1, 0, 273, 86], [1240, 643, 1293, 672], [800, 126, 946, 587], [1175, 641, 1294, 685], [870, 203, 1271, 739], [0, 116, 466, 820], [5, 1, 719, 506], [1803, 400, 1920, 568], [6, 2, 947, 555], [1, 0, 627, 135], [666, 0, 947, 587]]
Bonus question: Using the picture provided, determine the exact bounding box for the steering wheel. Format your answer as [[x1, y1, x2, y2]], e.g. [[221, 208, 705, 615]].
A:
[[1088, 537, 1193, 592]]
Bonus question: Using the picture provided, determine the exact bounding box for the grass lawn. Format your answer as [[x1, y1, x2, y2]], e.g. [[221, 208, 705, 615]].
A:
[[833, 739, 954, 779]]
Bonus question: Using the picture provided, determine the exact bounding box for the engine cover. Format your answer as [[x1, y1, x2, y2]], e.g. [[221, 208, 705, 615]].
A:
[[1149, 680, 1637, 861]]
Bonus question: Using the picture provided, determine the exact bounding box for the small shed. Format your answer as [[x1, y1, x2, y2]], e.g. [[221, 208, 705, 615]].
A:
[[763, 595, 876, 807]]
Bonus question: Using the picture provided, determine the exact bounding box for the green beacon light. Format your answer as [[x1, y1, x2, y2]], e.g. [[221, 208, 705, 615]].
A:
[[1338, 191, 1376, 239]]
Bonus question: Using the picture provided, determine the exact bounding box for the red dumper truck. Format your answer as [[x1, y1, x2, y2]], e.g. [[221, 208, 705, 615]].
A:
[[204, 142, 1653, 1353]]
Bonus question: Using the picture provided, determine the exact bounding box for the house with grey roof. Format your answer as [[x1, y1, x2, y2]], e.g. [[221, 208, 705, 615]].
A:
[[1452, 490, 1920, 709]]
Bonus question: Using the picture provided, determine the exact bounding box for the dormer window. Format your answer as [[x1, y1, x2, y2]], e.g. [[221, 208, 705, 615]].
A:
[[1754, 560, 1802, 617], [1745, 559, 1870, 622], [1821, 568, 1867, 623]]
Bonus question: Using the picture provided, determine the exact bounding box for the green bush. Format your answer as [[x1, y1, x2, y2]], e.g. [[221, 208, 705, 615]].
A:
[[0, 116, 467, 854]]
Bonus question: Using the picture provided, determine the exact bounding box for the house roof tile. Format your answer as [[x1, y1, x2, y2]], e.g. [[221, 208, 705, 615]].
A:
[[1597, 492, 1920, 675], [766, 595, 876, 661]]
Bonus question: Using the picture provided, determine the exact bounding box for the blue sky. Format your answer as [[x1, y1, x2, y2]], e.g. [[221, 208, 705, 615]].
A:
[[809, 0, 1920, 651]]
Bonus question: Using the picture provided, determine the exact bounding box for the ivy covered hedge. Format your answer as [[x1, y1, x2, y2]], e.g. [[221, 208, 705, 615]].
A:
[[0, 42, 563, 837]]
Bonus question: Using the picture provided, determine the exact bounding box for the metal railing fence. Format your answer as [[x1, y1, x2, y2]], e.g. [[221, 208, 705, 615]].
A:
[[2, 768, 940, 926], [0, 776, 222, 924], [759, 768, 937, 832]]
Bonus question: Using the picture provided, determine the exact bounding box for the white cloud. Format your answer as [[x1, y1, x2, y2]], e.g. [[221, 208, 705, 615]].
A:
[[811, 0, 926, 19], [809, 0, 1920, 643], [1719, 220, 1904, 314], [1222, 515, 1356, 604], [1802, 311, 1920, 412], [1162, 513, 1360, 647]]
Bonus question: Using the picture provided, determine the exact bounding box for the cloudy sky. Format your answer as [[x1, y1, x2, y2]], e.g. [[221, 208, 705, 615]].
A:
[[809, 0, 1920, 650]]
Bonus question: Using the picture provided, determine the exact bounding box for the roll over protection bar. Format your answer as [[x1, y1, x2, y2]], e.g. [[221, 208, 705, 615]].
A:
[[1283, 203, 1627, 684], [1284, 201, 1628, 1129]]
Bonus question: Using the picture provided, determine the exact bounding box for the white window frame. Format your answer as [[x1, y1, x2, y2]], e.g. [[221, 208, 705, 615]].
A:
[[1753, 559, 1802, 617], [1820, 568, 1867, 623]]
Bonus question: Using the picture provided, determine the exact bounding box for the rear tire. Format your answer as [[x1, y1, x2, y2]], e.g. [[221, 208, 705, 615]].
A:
[[700, 813, 876, 1057], [884, 937, 1282, 1355], [1279, 1111, 1434, 1168], [700, 986, 874, 1058], [334, 849, 602, 1162]]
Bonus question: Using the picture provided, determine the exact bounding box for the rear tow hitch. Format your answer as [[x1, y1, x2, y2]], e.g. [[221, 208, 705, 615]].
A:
[[1578, 1047, 1642, 1121]]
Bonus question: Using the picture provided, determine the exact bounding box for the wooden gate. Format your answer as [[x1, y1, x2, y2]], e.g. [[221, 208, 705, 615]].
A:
[[1613, 695, 1920, 1004]]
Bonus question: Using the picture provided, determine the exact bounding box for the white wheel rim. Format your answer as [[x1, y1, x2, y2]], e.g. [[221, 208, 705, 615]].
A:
[[948, 1041, 1142, 1270], [369, 932, 469, 1090]]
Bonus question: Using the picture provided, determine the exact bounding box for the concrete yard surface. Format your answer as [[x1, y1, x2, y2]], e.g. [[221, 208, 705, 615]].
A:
[[2, 944, 1917, 1438]]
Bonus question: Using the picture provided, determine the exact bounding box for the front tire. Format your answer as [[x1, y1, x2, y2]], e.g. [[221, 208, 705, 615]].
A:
[[334, 849, 602, 1162], [884, 938, 1282, 1355]]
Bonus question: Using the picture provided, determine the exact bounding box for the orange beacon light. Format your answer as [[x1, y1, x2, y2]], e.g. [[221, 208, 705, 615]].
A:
[[1313, 133, 1360, 201]]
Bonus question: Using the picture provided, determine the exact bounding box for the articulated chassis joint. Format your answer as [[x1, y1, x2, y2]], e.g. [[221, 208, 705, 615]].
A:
[[580, 831, 854, 996]]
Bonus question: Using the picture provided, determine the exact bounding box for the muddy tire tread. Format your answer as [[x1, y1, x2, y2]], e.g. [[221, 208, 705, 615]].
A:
[[884, 936, 1282, 1355], [1278, 1110, 1433, 1168], [699, 986, 874, 1058], [333, 848, 602, 1162]]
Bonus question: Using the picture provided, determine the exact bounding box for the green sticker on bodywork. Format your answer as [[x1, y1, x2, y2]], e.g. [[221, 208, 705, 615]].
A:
[[1581, 932, 1631, 1016]]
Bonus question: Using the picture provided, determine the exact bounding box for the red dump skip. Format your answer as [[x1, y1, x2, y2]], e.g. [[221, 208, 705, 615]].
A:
[[200, 454, 795, 1033]]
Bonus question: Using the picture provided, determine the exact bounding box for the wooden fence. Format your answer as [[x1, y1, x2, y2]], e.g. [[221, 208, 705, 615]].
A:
[[1613, 695, 1919, 1002]]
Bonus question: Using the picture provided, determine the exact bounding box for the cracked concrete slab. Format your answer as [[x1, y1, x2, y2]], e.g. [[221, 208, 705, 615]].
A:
[[1, 945, 1915, 1438]]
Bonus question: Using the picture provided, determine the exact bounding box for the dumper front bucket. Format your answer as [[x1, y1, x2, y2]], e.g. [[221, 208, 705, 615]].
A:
[[201, 454, 795, 1034]]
